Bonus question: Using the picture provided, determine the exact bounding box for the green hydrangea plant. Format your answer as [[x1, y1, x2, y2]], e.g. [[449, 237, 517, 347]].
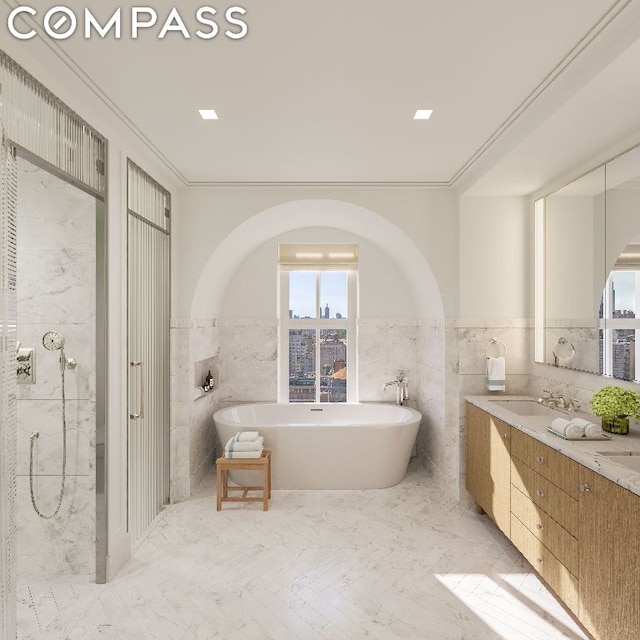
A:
[[590, 385, 640, 420]]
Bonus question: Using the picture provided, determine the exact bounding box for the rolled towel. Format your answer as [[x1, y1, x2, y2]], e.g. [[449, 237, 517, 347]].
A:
[[550, 418, 570, 434], [234, 431, 260, 442], [583, 423, 604, 438], [562, 421, 584, 440], [566, 417, 602, 438], [225, 436, 264, 453], [224, 449, 263, 459]]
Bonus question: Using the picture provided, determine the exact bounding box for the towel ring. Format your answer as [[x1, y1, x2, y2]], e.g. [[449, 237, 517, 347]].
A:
[[485, 337, 507, 358], [553, 337, 575, 364]]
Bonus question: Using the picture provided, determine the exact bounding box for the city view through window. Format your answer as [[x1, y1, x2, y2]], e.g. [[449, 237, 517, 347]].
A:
[[288, 271, 348, 402], [601, 271, 640, 381]]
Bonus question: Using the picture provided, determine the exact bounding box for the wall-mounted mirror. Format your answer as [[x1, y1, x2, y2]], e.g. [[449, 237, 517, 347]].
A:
[[537, 143, 640, 380], [601, 144, 640, 382], [542, 166, 606, 374]]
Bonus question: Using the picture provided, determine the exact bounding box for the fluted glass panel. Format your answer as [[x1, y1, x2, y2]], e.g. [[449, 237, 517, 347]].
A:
[[127, 160, 170, 232], [0, 51, 106, 196], [0, 124, 18, 640], [127, 160, 170, 543]]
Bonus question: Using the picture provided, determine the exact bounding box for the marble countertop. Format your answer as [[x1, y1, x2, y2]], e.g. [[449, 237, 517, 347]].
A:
[[466, 395, 640, 498]]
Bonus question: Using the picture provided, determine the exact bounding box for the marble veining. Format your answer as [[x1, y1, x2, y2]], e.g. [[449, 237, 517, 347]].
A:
[[17, 461, 587, 640], [467, 394, 640, 497], [16, 158, 97, 581]]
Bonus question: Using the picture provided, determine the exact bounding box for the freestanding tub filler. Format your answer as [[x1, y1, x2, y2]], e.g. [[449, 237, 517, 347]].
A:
[[213, 402, 421, 489]]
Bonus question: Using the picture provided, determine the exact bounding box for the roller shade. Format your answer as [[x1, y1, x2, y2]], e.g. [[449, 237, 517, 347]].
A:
[[278, 244, 358, 271]]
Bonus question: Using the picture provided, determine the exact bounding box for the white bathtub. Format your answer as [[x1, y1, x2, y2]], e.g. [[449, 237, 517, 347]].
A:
[[213, 403, 421, 489]]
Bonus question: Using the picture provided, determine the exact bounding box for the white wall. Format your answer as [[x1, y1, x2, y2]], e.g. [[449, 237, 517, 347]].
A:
[[174, 187, 458, 319], [457, 195, 532, 499], [459, 196, 531, 319], [222, 227, 416, 319]]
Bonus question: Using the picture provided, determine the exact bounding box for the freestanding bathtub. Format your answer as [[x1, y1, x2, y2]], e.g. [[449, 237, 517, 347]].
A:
[[213, 403, 421, 490]]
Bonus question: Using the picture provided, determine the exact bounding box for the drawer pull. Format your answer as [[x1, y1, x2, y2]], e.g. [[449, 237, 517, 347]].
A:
[[536, 523, 544, 531], [536, 489, 545, 498], [502, 433, 508, 440], [580, 483, 591, 493], [536, 557, 544, 564], [536, 456, 545, 464]]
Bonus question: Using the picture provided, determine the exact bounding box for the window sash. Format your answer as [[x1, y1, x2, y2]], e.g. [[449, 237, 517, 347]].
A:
[[279, 269, 357, 403]]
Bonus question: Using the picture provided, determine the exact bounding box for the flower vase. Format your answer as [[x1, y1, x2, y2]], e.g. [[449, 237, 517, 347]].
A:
[[602, 416, 629, 435]]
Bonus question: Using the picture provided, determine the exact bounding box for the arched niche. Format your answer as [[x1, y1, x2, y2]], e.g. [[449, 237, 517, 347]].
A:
[[190, 199, 443, 321]]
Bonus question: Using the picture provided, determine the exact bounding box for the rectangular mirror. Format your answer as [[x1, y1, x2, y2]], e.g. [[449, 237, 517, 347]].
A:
[[542, 166, 606, 374], [537, 142, 640, 381], [602, 144, 640, 382]]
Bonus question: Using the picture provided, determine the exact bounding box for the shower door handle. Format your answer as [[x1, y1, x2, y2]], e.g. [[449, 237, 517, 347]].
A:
[[129, 360, 144, 420]]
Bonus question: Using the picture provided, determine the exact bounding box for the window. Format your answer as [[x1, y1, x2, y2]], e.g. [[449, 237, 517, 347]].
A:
[[600, 270, 640, 381], [278, 244, 357, 403]]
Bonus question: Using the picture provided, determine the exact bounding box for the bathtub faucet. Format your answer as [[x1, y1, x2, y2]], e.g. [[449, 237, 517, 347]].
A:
[[383, 372, 410, 405]]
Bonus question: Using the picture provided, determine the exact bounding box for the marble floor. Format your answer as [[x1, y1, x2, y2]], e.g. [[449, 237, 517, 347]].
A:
[[17, 461, 589, 640]]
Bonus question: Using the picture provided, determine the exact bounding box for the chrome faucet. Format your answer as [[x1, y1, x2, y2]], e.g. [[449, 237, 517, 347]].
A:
[[541, 389, 569, 409], [383, 372, 409, 405]]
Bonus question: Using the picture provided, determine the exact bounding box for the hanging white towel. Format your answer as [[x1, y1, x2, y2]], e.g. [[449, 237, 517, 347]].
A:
[[486, 356, 506, 391]]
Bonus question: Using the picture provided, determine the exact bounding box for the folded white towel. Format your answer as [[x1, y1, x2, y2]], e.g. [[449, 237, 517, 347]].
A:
[[234, 431, 260, 442], [223, 449, 264, 459], [225, 436, 264, 453], [486, 357, 506, 391]]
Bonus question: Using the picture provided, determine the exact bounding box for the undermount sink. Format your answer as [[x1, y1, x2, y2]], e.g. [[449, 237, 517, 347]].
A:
[[492, 399, 563, 417], [597, 451, 640, 473]]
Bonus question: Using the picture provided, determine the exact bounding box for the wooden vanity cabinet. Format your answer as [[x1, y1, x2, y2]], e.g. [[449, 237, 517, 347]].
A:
[[466, 402, 640, 640], [465, 402, 511, 536], [578, 466, 640, 640], [509, 428, 580, 614]]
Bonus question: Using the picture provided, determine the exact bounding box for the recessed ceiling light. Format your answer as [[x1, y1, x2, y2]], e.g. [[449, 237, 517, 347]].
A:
[[414, 109, 433, 120], [199, 109, 219, 120]]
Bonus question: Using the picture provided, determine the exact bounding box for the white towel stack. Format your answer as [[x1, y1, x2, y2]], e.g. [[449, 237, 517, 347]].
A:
[[549, 417, 604, 440], [224, 431, 264, 458]]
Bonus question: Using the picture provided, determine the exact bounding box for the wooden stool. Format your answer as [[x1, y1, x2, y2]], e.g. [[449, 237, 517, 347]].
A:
[[216, 449, 272, 511]]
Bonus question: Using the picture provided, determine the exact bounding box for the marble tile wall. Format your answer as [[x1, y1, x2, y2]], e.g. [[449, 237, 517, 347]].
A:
[[456, 319, 532, 502], [414, 319, 446, 486], [170, 318, 219, 502], [544, 320, 600, 374], [171, 317, 444, 501], [15, 158, 96, 579]]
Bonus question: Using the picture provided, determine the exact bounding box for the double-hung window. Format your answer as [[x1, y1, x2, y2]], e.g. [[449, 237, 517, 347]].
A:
[[278, 244, 358, 403]]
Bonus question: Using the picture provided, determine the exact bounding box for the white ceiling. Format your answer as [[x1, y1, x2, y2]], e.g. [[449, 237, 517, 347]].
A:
[[6, 0, 640, 191]]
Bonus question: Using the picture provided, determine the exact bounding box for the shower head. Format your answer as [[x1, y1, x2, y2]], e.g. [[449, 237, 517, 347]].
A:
[[42, 330, 65, 351]]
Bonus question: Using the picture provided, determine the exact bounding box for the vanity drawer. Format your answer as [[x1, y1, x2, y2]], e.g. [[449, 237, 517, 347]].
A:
[[510, 514, 579, 615], [510, 484, 578, 575], [511, 428, 579, 499], [511, 458, 578, 535]]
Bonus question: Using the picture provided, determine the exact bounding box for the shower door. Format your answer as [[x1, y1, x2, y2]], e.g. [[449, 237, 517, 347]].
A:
[[127, 161, 170, 543], [0, 124, 18, 640]]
